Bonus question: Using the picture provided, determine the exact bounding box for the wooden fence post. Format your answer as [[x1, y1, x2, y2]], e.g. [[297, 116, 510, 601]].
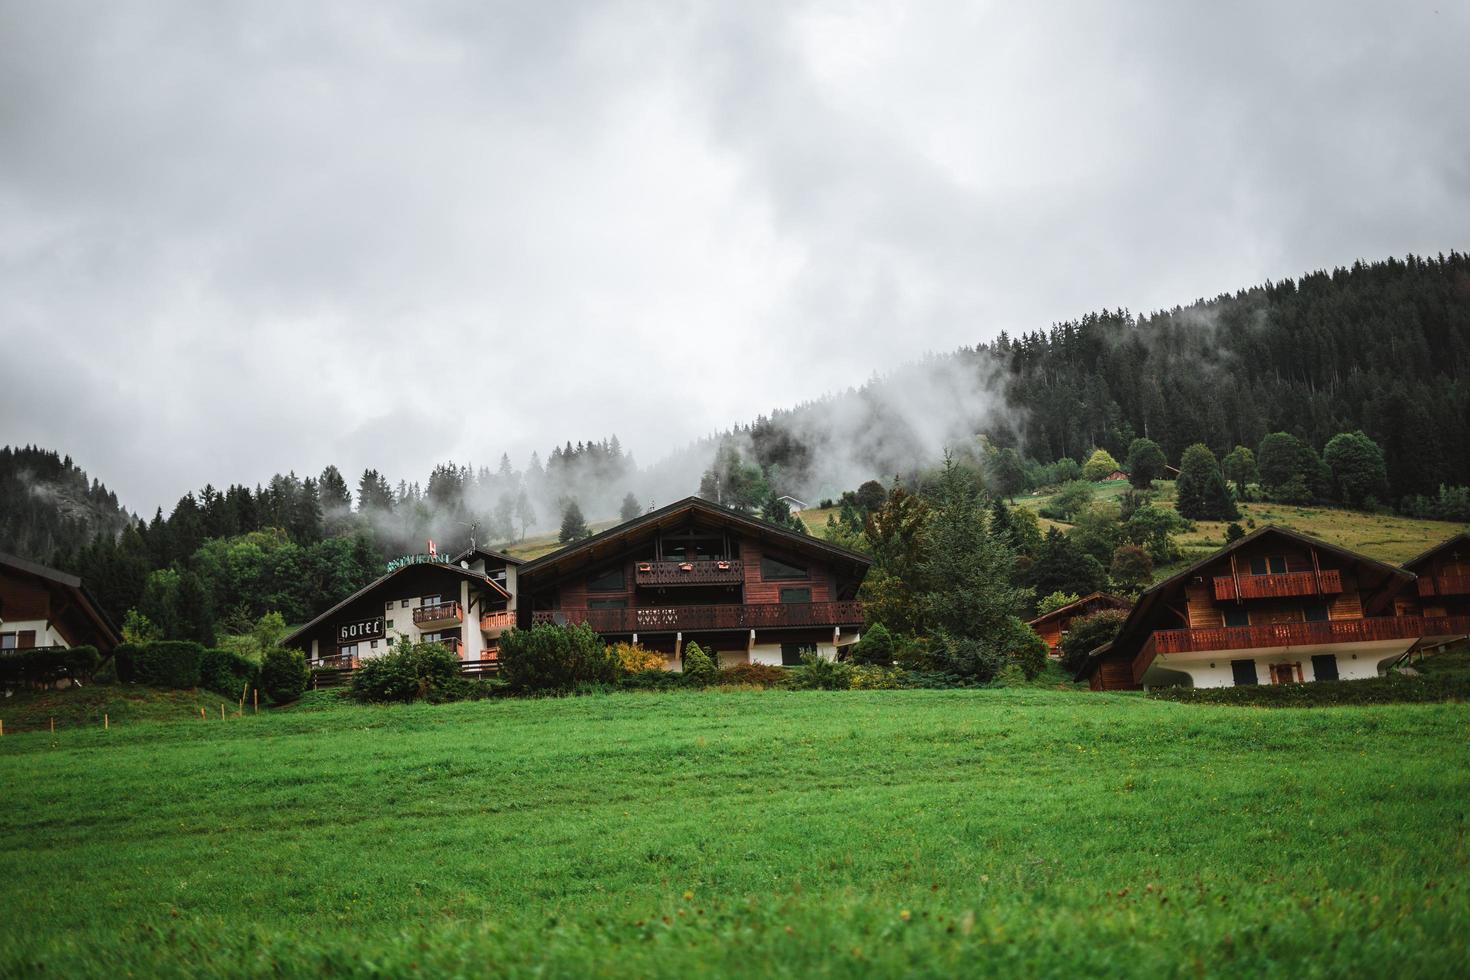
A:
[[253, 689, 258, 714], [220, 703, 225, 721], [199, 707, 206, 721], [50, 717, 55, 735], [104, 713, 109, 730]]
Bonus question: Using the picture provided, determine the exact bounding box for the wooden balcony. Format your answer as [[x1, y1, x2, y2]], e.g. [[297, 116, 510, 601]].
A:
[[412, 601, 462, 630], [532, 600, 864, 634], [1212, 569, 1343, 601], [1418, 575, 1470, 598], [635, 559, 744, 587], [480, 610, 515, 636]]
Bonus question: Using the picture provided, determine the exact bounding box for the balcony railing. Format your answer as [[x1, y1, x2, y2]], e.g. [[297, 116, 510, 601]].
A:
[[1212, 569, 1343, 601], [532, 600, 864, 634], [1418, 574, 1470, 598], [635, 559, 744, 587], [412, 601, 462, 629], [480, 610, 515, 635]]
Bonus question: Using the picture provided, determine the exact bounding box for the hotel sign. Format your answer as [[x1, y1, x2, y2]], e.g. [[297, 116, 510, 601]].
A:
[[338, 616, 384, 644]]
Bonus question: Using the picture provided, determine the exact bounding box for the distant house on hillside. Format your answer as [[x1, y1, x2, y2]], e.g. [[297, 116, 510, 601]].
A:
[[1077, 526, 1470, 690], [1027, 592, 1132, 656], [1100, 469, 1130, 482], [776, 495, 808, 513], [0, 551, 120, 654]]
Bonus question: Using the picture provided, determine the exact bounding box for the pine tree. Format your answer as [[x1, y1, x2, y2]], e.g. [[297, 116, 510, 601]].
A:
[[1175, 444, 1239, 520], [559, 500, 590, 543], [619, 492, 642, 522]]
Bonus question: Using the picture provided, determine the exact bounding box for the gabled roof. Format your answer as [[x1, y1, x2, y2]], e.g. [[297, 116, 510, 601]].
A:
[[518, 496, 870, 584], [283, 560, 511, 647], [1027, 591, 1132, 629], [1401, 532, 1470, 573], [0, 550, 122, 650], [451, 545, 525, 567], [1074, 524, 1415, 680]]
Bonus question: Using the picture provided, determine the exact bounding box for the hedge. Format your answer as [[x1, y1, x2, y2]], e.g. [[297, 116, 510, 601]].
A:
[[132, 641, 204, 689], [0, 646, 101, 686], [261, 648, 310, 704], [1149, 672, 1470, 707], [200, 647, 260, 701]]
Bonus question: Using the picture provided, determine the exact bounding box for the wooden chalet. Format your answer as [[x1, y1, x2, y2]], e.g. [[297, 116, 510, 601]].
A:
[[1399, 532, 1470, 644], [0, 551, 121, 654], [1027, 592, 1132, 656], [1076, 525, 1468, 690], [514, 496, 870, 668], [283, 554, 516, 668]]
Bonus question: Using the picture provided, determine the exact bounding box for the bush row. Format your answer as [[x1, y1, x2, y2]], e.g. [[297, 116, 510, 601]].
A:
[[110, 641, 308, 704], [0, 646, 101, 686], [1148, 672, 1470, 707]]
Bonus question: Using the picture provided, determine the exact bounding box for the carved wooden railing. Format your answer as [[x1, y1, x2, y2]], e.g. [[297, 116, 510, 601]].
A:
[[635, 559, 744, 587], [1213, 569, 1342, 601], [1418, 574, 1470, 598], [480, 610, 515, 633], [412, 601, 462, 626], [532, 601, 864, 633]]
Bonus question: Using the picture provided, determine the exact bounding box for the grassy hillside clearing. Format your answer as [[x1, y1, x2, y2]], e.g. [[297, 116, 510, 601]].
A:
[[1, 689, 1466, 977]]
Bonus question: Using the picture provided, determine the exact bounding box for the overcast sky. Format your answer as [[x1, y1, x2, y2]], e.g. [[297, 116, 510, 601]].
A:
[[2, 1, 1467, 515]]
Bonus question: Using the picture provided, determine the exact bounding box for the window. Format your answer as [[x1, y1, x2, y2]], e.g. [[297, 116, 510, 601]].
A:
[[1249, 556, 1288, 575], [385, 600, 394, 610], [1311, 654, 1339, 681], [1303, 603, 1329, 622], [422, 632, 441, 643], [369, 639, 378, 649], [421, 595, 442, 607], [1230, 659, 1258, 686], [588, 598, 628, 609], [761, 555, 808, 580], [588, 567, 625, 592], [386, 619, 394, 629], [386, 636, 395, 647], [340, 644, 358, 659], [1224, 608, 1250, 628], [401, 599, 410, 608], [779, 587, 812, 604], [0, 633, 14, 650], [781, 643, 815, 666]]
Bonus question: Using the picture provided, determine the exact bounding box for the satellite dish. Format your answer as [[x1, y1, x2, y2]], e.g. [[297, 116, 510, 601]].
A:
[[460, 561, 469, 569]]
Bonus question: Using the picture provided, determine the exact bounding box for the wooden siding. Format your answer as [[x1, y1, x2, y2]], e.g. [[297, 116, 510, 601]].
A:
[[741, 541, 834, 605]]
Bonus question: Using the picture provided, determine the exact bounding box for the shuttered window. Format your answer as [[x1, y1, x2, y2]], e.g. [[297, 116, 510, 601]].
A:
[[1230, 659, 1259, 686], [781, 643, 814, 666], [1310, 654, 1339, 681]]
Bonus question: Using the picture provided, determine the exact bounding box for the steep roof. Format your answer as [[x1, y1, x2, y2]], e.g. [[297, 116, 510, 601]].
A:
[[0, 550, 122, 650], [283, 560, 511, 648], [1074, 524, 1414, 680], [518, 496, 870, 585], [1401, 532, 1470, 573], [451, 545, 525, 567]]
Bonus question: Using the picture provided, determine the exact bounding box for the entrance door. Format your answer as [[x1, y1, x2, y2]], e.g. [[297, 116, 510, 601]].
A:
[[1230, 659, 1258, 686], [1310, 654, 1339, 681], [1270, 663, 1297, 685]]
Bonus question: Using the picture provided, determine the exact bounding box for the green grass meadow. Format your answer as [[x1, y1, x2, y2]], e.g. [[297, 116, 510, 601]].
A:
[[2, 689, 1467, 977]]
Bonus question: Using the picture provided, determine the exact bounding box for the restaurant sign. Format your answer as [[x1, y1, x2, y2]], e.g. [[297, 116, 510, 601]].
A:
[[385, 552, 452, 574]]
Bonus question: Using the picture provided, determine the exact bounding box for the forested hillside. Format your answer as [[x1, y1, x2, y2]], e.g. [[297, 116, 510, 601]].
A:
[[727, 253, 1470, 504], [0, 447, 133, 565]]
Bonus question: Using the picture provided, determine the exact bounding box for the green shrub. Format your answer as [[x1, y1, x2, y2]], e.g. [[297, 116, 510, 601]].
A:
[[0, 646, 101, 687], [499, 623, 619, 693], [620, 668, 684, 691], [133, 641, 203, 689], [790, 652, 853, 690], [1149, 673, 1470, 707], [850, 624, 895, 666], [680, 642, 718, 687], [1059, 610, 1127, 675], [849, 664, 903, 689], [111, 642, 143, 683], [991, 662, 1028, 687], [348, 641, 461, 703], [260, 647, 309, 704], [1008, 620, 1050, 680], [200, 647, 260, 701], [716, 663, 790, 687]]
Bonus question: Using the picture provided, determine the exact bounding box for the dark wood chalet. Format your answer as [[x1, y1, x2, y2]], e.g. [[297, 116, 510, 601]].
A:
[[1076, 526, 1466, 690], [1400, 533, 1470, 638], [0, 551, 121, 654], [1027, 592, 1132, 656], [515, 497, 870, 668]]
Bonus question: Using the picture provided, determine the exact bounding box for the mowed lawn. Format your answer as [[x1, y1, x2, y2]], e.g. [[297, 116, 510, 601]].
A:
[[1, 690, 1467, 977]]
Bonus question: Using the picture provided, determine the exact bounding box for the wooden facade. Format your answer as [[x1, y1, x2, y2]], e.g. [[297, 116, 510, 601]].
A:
[[516, 497, 869, 664], [1077, 526, 1457, 691], [0, 551, 120, 654], [1027, 592, 1132, 655], [1400, 533, 1470, 621]]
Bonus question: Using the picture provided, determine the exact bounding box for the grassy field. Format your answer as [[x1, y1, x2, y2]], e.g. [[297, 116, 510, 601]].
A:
[[2, 688, 1467, 977]]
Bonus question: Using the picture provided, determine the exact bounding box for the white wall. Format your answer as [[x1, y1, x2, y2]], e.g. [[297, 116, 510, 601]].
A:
[[1157, 646, 1395, 689], [0, 619, 67, 648]]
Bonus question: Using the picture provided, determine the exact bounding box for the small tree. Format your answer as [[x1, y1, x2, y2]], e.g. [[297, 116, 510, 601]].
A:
[[1042, 480, 1094, 521], [558, 500, 591, 543], [1125, 438, 1166, 489], [851, 623, 895, 666], [500, 623, 618, 692], [1037, 591, 1081, 615], [1222, 446, 1259, 497], [619, 492, 642, 523], [261, 647, 309, 704], [1024, 527, 1107, 604], [1082, 448, 1121, 482], [1225, 522, 1246, 543], [1175, 444, 1240, 521], [1008, 620, 1050, 680], [121, 608, 161, 645], [1059, 609, 1127, 674], [987, 448, 1027, 500], [1257, 432, 1324, 500], [1110, 543, 1154, 592], [1323, 431, 1389, 507], [681, 641, 718, 686]]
